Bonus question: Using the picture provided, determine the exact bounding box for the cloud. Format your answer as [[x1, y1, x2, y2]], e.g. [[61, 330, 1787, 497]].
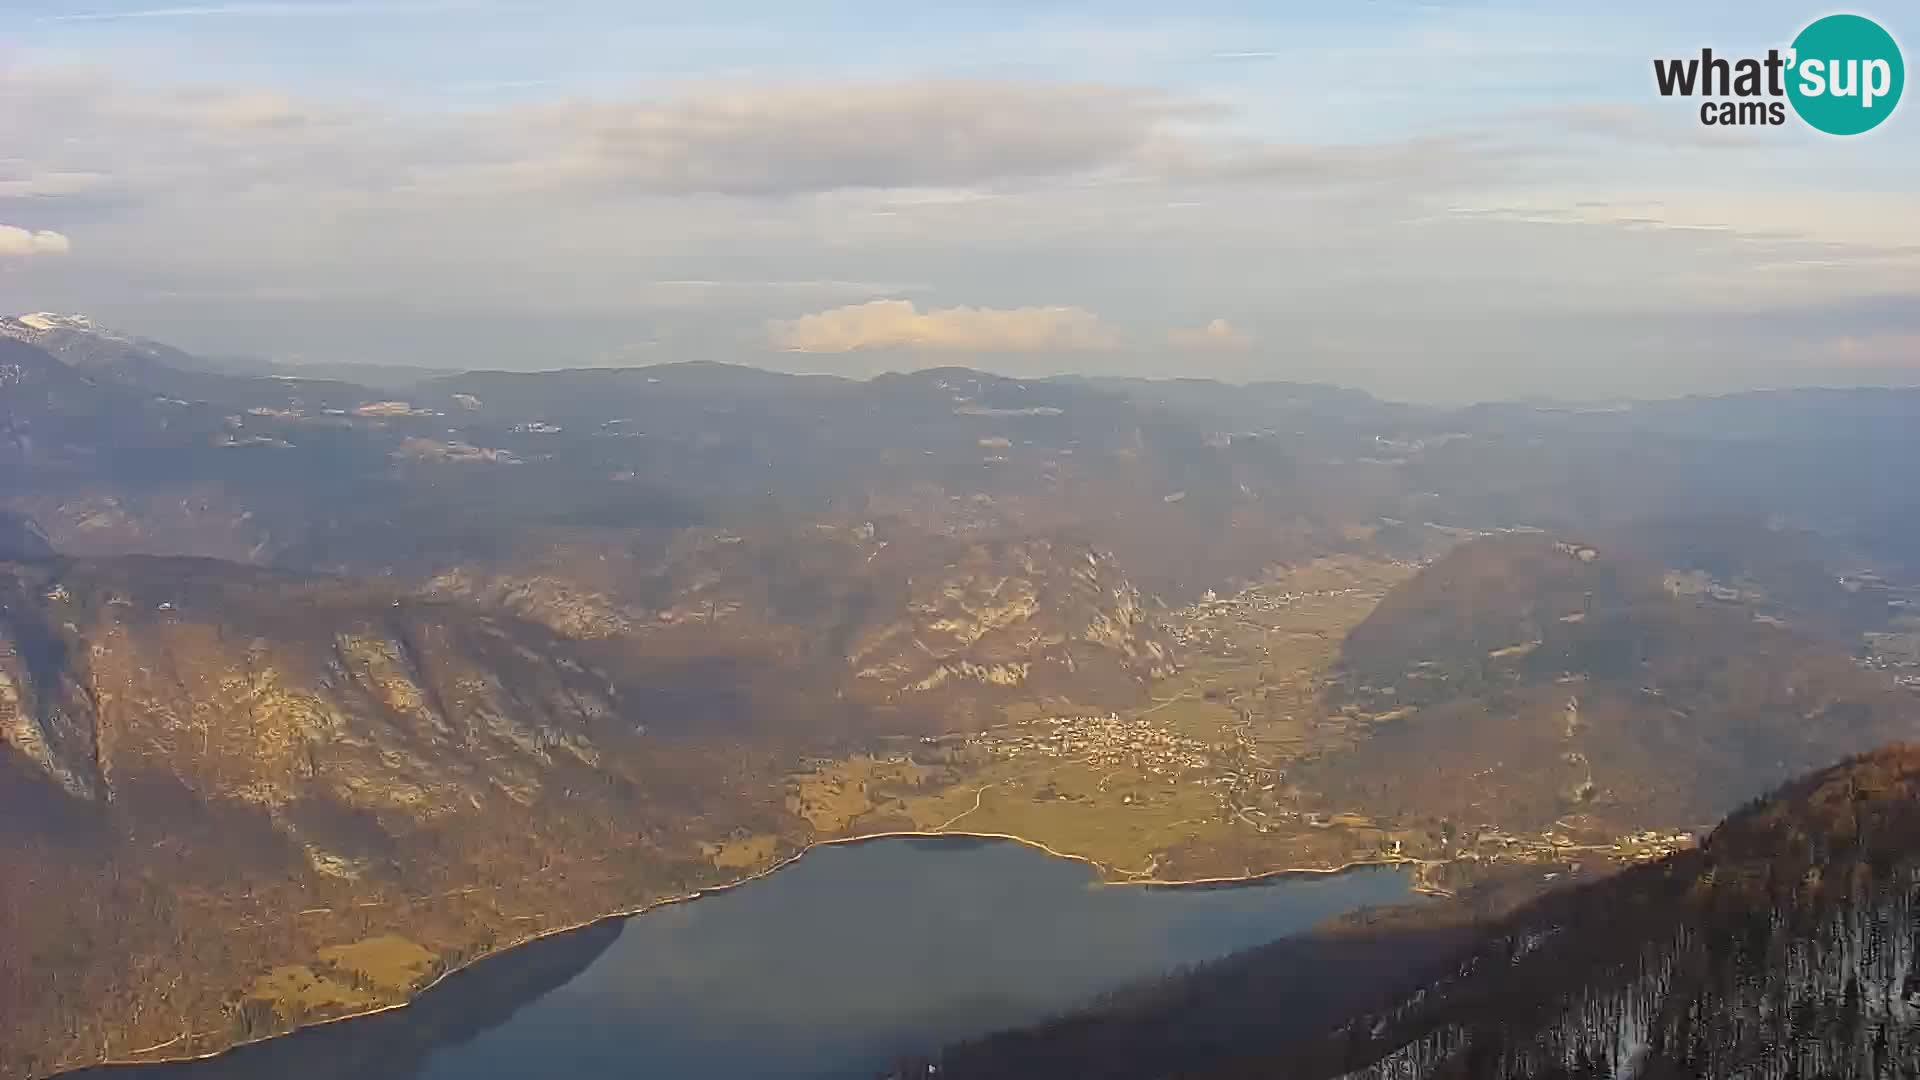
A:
[[499, 81, 1193, 197], [41, 1, 474, 21], [647, 279, 924, 296], [638, 279, 927, 310], [1817, 332, 1920, 369], [1437, 191, 1920, 310], [1540, 103, 1765, 149], [5, 59, 1911, 401], [2, 68, 1218, 206], [1142, 133, 1510, 189], [772, 300, 1119, 353], [1168, 318, 1251, 349], [0, 172, 110, 199], [0, 67, 367, 203], [0, 225, 72, 257], [1, 63, 1508, 219], [44, 4, 341, 19]]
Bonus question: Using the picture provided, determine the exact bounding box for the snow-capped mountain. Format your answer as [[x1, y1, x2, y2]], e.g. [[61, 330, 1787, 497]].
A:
[[0, 311, 203, 377]]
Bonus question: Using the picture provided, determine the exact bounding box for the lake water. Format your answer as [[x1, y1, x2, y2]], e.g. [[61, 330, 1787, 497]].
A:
[[90, 837, 1412, 1080]]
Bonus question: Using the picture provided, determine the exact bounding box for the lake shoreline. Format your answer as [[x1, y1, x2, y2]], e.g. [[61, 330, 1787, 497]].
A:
[[72, 829, 1423, 1075]]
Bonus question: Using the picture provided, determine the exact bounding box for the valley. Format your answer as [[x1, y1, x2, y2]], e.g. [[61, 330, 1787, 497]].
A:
[[760, 551, 1731, 898], [4, 319, 1920, 1078], [8, 7, 1920, 1075]]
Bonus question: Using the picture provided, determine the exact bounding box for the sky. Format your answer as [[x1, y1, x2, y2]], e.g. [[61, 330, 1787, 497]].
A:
[[1, 0, 1915, 402]]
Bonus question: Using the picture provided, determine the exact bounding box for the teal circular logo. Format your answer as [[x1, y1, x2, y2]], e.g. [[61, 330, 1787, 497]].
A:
[[1787, 14, 1904, 135]]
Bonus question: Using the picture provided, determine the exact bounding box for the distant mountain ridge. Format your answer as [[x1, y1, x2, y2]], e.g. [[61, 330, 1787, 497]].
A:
[[0, 312, 452, 393], [6, 316, 1920, 1077], [0, 313, 204, 380]]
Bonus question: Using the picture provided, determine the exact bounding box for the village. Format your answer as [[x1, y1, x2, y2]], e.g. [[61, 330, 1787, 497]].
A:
[[972, 712, 1214, 776], [922, 700, 1699, 880], [1162, 575, 1419, 650]]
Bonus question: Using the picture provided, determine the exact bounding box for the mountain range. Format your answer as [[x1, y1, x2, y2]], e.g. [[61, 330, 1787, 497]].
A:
[[2, 314, 1919, 1077]]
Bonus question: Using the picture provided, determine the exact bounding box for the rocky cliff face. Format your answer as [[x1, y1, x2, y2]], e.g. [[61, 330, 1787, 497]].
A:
[[420, 526, 1176, 724], [0, 532, 1175, 1076], [0, 341, 1224, 1076], [0, 556, 791, 1079], [0, 559, 629, 812], [0, 540, 1171, 1077], [847, 536, 1174, 702]]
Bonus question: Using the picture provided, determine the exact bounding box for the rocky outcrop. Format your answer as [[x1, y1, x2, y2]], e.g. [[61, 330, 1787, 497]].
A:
[[847, 538, 1175, 702], [0, 556, 789, 1079], [422, 568, 635, 640], [421, 528, 1178, 712]]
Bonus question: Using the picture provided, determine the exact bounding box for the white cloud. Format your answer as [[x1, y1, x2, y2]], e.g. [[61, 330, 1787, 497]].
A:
[[647, 279, 924, 296], [0, 225, 72, 257], [488, 81, 1192, 197], [773, 300, 1119, 353], [1531, 103, 1766, 149], [1440, 190, 1920, 307], [3, 58, 1914, 400], [4, 65, 1490, 207], [0, 172, 109, 199], [1142, 133, 1510, 189], [1169, 318, 1251, 349]]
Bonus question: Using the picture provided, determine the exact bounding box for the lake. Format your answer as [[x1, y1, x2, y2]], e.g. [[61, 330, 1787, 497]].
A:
[[88, 837, 1412, 1080]]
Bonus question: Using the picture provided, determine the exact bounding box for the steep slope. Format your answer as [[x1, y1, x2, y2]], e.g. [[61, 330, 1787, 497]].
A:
[[0, 511, 55, 562], [934, 747, 1920, 1080], [1, 316, 384, 442], [0, 313, 202, 380], [1294, 533, 1917, 839], [425, 525, 1172, 722], [1287, 745, 1920, 1080], [0, 555, 796, 1078], [0, 533, 1168, 1075], [0, 337, 263, 495], [0, 336, 133, 463]]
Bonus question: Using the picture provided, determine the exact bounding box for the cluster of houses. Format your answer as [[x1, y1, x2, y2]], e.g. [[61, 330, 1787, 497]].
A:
[[982, 712, 1212, 775]]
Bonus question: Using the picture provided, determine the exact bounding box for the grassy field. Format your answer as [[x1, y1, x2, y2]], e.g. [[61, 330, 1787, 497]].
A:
[[316, 934, 438, 993], [247, 965, 373, 1016], [786, 755, 937, 832], [782, 557, 1434, 880], [897, 755, 1226, 876], [244, 933, 439, 1022], [701, 832, 784, 870]]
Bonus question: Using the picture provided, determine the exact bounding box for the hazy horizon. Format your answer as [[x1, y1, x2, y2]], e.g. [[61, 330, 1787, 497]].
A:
[[8, 9, 1920, 1074], [3, 0, 1916, 404]]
